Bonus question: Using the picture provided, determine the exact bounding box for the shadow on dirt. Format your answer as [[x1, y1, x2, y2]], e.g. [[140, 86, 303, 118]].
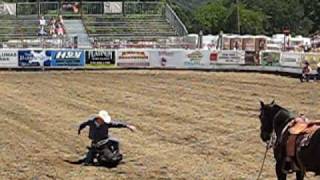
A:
[[63, 158, 124, 169]]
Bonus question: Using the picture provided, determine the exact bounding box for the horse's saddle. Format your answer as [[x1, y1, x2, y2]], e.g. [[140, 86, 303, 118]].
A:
[[288, 118, 320, 135], [284, 118, 320, 173], [286, 118, 320, 156]]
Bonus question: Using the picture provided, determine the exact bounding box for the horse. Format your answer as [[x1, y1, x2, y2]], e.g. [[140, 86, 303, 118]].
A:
[[259, 100, 320, 180]]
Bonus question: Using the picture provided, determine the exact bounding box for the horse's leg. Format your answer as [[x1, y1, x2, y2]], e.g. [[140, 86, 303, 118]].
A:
[[276, 161, 287, 180], [295, 171, 304, 180]]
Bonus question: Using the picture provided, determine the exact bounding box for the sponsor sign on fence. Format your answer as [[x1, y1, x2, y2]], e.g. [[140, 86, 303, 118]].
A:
[[304, 53, 320, 69], [85, 50, 115, 64], [116, 50, 150, 67], [18, 50, 52, 67], [260, 51, 281, 66], [0, 49, 18, 67], [184, 50, 210, 67], [280, 52, 303, 67], [210, 50, 245, 65], [50, 50, 85, 66], [149, 50, 185, 68]]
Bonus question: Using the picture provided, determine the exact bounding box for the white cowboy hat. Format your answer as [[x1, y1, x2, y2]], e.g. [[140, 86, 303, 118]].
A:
[[97, 110, 111, 123]]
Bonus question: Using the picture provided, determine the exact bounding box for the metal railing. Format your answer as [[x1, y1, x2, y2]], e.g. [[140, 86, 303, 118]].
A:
[[123, 2, 164, 15], [15, 1, 166, 16], [0, 36, 74, 49], [164, 4, 188, 36]]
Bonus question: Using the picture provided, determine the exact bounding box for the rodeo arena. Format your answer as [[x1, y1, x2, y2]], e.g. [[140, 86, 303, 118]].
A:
[[1, 0, 320, 180]]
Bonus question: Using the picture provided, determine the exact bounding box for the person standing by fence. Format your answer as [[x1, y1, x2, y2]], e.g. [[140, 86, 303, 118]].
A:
[[300, 61, 312, 82]]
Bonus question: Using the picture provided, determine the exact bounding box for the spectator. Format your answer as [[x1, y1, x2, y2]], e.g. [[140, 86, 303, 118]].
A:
[[300, 61, 312, 82], [38, 26, 47, 36], [39, 16, 46, 28], [56, 23, 64, 36], [58, 15, 64, 25], [49, 18, 57, 37]]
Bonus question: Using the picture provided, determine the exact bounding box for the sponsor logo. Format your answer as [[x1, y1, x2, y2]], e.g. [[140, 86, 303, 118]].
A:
[[158, 51, 175, 56], [119, 51, 148, 60], [160, 57, 167, 67], [0, 52, 16, 61], [219, 52, 242, 63], [187, 51, 203, 62], [55, 51, 82, 59], [210, 52, 218, 62]]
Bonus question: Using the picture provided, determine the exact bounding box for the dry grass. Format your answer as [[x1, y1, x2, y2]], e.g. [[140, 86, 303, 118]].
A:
[[0, 70, 319, 180]]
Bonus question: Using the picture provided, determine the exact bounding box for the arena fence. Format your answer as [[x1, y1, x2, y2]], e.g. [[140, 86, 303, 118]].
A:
[[0, 48, 319, 77]]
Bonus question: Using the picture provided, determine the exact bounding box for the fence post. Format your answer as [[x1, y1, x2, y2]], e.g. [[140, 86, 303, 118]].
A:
[[122, 0, 125, 16], [101, 1, 104, 16], [37, 0, 40, 17]]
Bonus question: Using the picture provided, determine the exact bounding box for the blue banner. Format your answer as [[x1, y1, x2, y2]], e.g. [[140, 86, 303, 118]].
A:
[[51, 50, 85, 66], [18, 50, 52, 67]]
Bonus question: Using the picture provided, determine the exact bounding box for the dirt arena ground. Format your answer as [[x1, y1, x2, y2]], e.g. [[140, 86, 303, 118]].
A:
[[0, 70, 319, 180]]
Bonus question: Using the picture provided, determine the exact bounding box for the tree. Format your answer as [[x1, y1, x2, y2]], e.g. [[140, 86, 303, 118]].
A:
[[194, 1, 227, 34]]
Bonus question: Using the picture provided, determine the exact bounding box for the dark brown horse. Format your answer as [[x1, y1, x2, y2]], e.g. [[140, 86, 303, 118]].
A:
[[259, 100, 320, 180]]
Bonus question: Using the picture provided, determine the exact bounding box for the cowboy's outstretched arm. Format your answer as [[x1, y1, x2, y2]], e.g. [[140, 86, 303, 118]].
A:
[[109, 120, 136, 132], [78, 120, 90, 135]]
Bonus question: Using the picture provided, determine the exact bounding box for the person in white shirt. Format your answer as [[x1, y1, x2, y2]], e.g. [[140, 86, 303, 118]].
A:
[[39, 16, 46, 27]]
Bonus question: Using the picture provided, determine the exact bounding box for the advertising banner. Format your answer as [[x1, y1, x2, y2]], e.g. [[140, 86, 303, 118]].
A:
[[210, 50, 245, 65], [18, 50, 52, 67], [183, 50, 210, 67], [85, 50, 115, 64], [244, 51, 257, 65], [304, 53, 320, 69], [50, 50, 85, 66], [260, 51, 281, 66], [0, 49, 18, 67], [116, 50, 150, 67], [230, 38, 242, 50], [242, 38, 255, 51], [149, 50, 185, 68], [280, 52, 303, 67]]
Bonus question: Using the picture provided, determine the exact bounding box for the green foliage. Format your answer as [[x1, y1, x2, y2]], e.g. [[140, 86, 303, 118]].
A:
[[169, 0, 320, 35], [194, 1, 227, 34]]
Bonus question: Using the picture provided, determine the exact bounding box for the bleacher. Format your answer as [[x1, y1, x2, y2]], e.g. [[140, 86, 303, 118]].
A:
[[0, 15, 38, 42], [83, 14, 178, 43], [0, 1, 188, 49]]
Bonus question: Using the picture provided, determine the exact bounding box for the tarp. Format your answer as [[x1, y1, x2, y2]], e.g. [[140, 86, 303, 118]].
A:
[[0, 3, 16, 15], [104, 2, 122, 14]]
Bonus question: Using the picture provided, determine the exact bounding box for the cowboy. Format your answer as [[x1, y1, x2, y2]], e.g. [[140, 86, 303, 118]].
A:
[[78, 110, 136, 165], [300, 61, 312, 82]]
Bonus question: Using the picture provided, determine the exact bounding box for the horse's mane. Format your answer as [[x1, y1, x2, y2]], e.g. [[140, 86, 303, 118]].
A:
[[272, 104, 295, 132]]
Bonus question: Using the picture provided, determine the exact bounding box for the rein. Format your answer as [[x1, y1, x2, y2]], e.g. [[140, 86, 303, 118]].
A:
[[256, 132, 276, 180]]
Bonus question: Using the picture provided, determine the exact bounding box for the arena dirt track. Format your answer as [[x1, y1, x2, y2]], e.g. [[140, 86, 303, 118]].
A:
[[0, 70, 319, 180]]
